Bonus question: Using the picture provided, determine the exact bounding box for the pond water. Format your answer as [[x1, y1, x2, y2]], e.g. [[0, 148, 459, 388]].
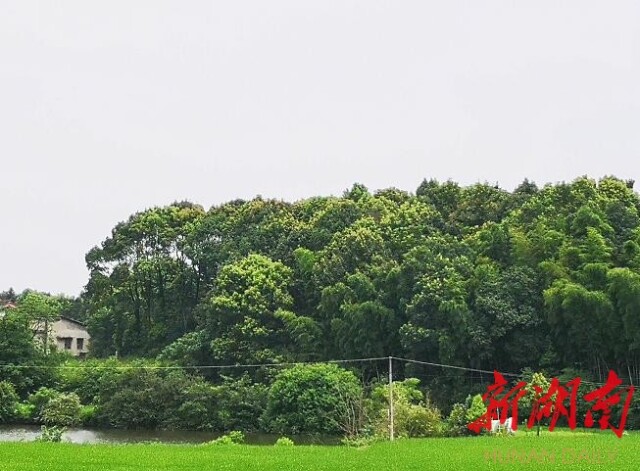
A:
[[0, 425, 339, 445]]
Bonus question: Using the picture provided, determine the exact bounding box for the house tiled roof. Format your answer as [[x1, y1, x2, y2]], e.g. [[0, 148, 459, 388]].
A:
[[59, 315, 87, 327]]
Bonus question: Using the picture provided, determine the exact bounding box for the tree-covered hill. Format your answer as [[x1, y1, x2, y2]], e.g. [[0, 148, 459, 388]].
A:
[[76, 176, 640, 387]]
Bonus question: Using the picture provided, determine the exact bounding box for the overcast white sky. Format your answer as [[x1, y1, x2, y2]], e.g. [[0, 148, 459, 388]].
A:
[[1, 0, 639, 296]]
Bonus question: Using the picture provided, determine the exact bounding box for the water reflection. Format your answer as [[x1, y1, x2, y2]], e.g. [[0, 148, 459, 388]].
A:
[[0, 425, 339, 445]]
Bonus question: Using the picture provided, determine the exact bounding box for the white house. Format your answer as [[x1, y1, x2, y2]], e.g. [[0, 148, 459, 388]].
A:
[[51, 317, 91, 357], [33, 316, 91, 358], [1, 303, 90, 357]]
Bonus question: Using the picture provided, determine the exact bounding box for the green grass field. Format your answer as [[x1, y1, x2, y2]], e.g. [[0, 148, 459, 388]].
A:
[[0, 431, 636, 470]]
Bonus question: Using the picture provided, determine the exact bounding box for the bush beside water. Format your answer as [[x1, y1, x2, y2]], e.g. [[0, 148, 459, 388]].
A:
[[6, 359, 637, 441]]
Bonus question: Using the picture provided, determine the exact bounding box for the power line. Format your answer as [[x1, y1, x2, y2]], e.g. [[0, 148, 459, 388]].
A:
[[395, 356, 521, 378], [395, 357, 634, 389]]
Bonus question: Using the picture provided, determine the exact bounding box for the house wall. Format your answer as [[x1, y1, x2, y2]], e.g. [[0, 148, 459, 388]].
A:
[[52, 318, 90, 357]]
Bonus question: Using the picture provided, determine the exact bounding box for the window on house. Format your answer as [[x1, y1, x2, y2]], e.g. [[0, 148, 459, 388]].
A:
[[64, 338, 72, 349], [77, 338, 84, 350]]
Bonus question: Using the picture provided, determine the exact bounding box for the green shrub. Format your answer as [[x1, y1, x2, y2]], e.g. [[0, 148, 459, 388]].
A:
[[95, 367, 226, 430], [228, 430, 245, 443], [210, 431, 245, 445], [369, 378, 443, 438], [444, 403, 469, 436], [263, 364, 362, 435], [404, 401, 443, 437], [28, 387, 61, 420], [96, 368, 184, 429], [33, 362, 269, 432], [465, 394, 487, 424], [210, 435, 235, 445], [340, 435, 379, 447], [41, 393, 82, 426], [161, 380, 219, 431], [15, 403, 36, 423], [56, 358, 127, 404], [0, 381, 19, 423], [212, 375, 268, 432], [79, 405, 98, 426], [274, 437, 294, 446], [36, 425, 65, 443]]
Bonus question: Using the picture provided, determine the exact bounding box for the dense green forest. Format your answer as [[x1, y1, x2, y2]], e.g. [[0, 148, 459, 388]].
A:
[[2, 175, 640, 434], [82, 176, 640, 378]]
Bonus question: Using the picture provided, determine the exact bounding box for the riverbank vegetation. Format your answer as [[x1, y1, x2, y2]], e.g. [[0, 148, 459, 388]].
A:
[[0, 360, 471, 438]]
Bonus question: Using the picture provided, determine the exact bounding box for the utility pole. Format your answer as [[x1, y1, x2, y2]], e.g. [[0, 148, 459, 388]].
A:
[[388, 355, 394, 441]]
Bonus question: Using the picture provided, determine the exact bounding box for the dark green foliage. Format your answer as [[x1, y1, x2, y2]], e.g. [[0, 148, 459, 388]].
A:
[[74, 176, 640, 417], [212, 375, 268, 432], [27, 387, 61, 420], [197, 254, 298, 365], [0, 381, 19, 423], [35, 425, 65, 442], [95, 368, 203, 429], [77, 176, 640, 389], [263, 364, 362, 435], [4, 175, 640, 433], [41, 393, 82, 427], [0, 310, 53, 396], [369, 379, 443, 438], [73, 366, 267, 432], [444, 403, 469, 436]]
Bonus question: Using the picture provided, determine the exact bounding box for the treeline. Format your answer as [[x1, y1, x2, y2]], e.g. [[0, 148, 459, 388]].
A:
[[4, 175, 640, 410]]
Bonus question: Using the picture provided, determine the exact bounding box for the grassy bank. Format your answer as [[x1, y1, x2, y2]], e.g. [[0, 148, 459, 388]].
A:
[[0, 432, 635, 470]]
